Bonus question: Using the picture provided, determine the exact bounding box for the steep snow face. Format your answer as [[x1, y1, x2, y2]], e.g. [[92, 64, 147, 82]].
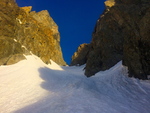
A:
[[0, 55, 150, 113]]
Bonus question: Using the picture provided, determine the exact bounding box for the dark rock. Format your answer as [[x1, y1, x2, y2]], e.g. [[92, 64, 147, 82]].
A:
[[122, 0, 150, 79], [72, 0, 150, 79], [70, 43, 90, 66], [0, 0, 66, 65], [85, 2, 124, 77]]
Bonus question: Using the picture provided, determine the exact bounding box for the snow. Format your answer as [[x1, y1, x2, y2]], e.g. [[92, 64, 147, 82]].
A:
[[16, 18, 23, 24], [0, 55, 150, 113], [21, 45, 27, 50], [13, 39, 17, 42]]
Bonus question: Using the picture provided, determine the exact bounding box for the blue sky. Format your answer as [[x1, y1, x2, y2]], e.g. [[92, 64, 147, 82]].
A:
[[16, 0, 106, 64]]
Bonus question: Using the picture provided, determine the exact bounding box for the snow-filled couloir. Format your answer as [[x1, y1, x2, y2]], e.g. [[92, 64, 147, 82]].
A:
[[0, 55, 150, 113]]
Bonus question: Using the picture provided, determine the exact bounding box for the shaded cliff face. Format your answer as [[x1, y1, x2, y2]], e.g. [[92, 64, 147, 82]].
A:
[[120, 0, 150, 79], [0, 0, 66, 65], [70, 43, 90, 66], [71, 0, 150, 79]]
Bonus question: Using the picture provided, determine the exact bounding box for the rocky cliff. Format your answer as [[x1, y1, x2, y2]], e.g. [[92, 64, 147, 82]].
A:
[[0, 0, 66, 65], [71, 0, 150, 79], [70, 43, 91, 66]]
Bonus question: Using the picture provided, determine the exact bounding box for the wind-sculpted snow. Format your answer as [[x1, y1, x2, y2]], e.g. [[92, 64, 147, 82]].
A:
[[0, 55, 150, 113]]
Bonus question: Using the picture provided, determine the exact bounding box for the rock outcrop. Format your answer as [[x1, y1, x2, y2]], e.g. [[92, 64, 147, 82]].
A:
[[120, 0, 150, 79], [0, 0, 66, 65], [71, 0, 150, 79], [70, 43, 90, 66]]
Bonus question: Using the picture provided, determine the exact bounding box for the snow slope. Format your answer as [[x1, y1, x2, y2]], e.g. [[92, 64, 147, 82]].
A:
[[0, 55, 150, 113]]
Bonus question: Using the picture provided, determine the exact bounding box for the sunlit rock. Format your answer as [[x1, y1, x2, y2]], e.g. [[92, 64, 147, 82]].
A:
[[0, 0, 66, 65]]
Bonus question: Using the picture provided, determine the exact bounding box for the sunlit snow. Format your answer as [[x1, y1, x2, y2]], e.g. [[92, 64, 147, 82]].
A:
[[0, 55, 150, 113]]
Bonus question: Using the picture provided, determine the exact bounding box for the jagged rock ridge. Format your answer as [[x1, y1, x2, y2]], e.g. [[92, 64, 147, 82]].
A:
[[0, 0, 66, 65], [71, 0, 150, 79]]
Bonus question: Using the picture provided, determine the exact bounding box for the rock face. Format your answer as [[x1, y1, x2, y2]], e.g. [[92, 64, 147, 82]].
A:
[[70, 43, 90, 66], [120, 0, 150, 79], [0, 0, 66, 65], [71, 0, 150, 79]]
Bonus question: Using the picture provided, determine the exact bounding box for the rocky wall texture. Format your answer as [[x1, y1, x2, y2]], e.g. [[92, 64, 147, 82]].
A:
[[0, 0, 66, 65], [70, 43, 90, 66], [71, 0, 150, 79]]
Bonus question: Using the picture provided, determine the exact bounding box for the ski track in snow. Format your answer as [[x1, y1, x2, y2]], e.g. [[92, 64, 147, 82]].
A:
[[0, 55, 150, 113]]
